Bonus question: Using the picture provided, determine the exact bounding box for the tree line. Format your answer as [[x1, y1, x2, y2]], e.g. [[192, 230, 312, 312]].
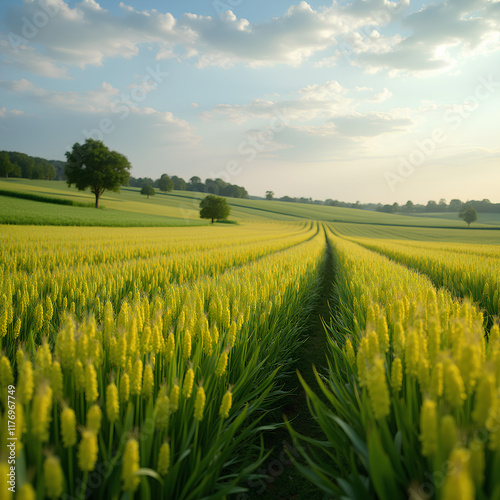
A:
[[374, 198, 498, 214], [266, 194, 499, 215], [130, 175, 248, 199], [0, 151, 59, 180]]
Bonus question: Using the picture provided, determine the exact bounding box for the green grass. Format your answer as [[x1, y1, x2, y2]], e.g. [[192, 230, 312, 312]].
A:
[[0, 196, 207, 227], [0, 188, 95, 207], [1, 179, 499, 236], [330, 221, 500, 244], [403, 211, 500, 226]]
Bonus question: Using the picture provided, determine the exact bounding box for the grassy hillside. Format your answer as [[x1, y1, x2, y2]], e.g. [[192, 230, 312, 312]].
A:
[[330, 221, 500, 244], [0, 179, 498, 232], [403, 211, 500, 226]]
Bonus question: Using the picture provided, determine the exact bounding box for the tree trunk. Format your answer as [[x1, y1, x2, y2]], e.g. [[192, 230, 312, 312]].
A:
[[211, 218, 214, 224], [95, 193, 100, 208]]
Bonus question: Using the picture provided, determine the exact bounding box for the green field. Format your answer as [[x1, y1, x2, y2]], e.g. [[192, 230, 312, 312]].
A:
[[330, 220, 500, 244], [403, 211, 500, 226], [2, 178, 500, 500], [1, 179, 497, 233]]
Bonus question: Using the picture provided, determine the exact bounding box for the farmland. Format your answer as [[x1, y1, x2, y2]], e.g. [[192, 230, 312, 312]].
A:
[[0, 181, 499, 499]]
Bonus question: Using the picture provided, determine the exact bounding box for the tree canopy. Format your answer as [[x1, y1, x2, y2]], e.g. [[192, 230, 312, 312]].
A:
[[0, 151, 15, 178], [158, 174, 174, 194], [65, 139, 131, 208], [459, 206, 478, 227], [199, 195, 230, 224], [171, 175, 186, 191], [141, 184, 155, 199]]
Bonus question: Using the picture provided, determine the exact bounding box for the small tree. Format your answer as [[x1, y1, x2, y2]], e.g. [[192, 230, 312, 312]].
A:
[[200, 195, 230, 224], [158, 174, 174, 194], [141, 184, 155, 199], [265, 190, 274, 200], [459, 206, 478, 227], [65, 139, 131, 208]]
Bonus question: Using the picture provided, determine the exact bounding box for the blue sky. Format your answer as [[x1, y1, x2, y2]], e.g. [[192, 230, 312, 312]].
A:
[[0, 0, 499, 203]]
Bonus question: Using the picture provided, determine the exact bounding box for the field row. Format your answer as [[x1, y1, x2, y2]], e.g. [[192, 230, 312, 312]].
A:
[[0, 223, 317, 351], [0, 223, 324, 499], [289, 227, 500, 500], [350, 236, 500, 323]]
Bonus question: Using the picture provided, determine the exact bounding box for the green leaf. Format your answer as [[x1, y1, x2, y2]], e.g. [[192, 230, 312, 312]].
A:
[[135, 467, 163, 484], [367, 427, 401, 500]]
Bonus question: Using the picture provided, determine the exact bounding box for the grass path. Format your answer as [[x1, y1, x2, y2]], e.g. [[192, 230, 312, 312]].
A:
[[245, 231, 334, 500]]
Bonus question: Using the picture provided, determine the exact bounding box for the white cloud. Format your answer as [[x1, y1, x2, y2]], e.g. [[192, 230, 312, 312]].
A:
[[0, 78, 119, 112], [330, 112, 412, 136], [0, 107, 25, 118], [0, 0, 418, 72], [351, 0, 500, 76], [0, 39, 69, 78], [201, 80, 353, 124], [371, 88, 392, 102], [0, 78, 196, 144]]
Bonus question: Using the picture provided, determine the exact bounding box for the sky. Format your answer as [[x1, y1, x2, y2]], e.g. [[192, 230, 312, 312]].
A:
[[0, 0, 499, 204]]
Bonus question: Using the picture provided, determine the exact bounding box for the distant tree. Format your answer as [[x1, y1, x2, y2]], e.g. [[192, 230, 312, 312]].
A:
[[158, 174, 174, 194], [171, 175, 186, 191], [405, 200, 415, 213], [0, 151, 15, 178], [326, 199, 341, 207], [33, 157, 57, 180], [199, 195, 230, 223], [48, 159, 66, 180], [266, 191, 274, 200], [459, 206, 478, 227], [8, 152, 34, 178], [129, 177, 154, 188], [65, 139, 131, 208], [426, 200, 438, 212], [437, 198, 447, 212], [377, 204, 395, 213], [187, 176, 204, 192], [392, 202, 399, 213], [449, 199, 463, 212], [141, 184, 155, 199]]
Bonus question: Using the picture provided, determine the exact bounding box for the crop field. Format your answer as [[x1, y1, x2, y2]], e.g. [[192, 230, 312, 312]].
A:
[[288, 226, 500, 500], [0, 221, 326, 499], [1, 198, 499, 499], [404, 211, 500, 227], [2, 179, 496, 228]]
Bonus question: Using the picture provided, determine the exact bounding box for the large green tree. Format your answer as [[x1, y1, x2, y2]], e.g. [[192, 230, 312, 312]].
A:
[[65, 139, 131, 208], [199, 195, 230, 224], [158, 174, 174, 194]]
